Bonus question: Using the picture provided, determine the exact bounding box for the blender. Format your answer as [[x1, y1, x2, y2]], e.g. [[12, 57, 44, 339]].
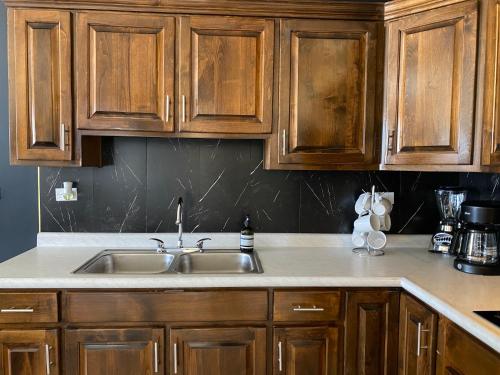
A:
[[429, 187, 468, 254]]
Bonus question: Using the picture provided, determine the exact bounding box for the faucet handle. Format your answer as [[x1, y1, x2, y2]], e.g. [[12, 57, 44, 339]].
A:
[[196, 238, 212, 249], [150, 238, 167, 253]]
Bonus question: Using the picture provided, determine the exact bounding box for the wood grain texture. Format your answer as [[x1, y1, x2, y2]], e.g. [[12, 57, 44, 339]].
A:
[[0, 293, 58, 323], [383, 1, 478, 166], [273, 291, 341, 322], [63, 291, 268, 322], [273, 326, 340, 375], [8, 8, 72, 162], [435, 317, 500, 375], [398, 293, 438, 375], [170, 327, 266, 375], [264, 18, 381, 169], [75, 12, 175, 132], [65, 328, 164, 375], [179, 15, 273, 134], [344, 290, 400, 375], [0, 329, 59, 375]]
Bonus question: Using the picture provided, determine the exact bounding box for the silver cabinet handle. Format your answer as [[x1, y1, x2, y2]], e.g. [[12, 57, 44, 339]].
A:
[[387, 130, 395, 152], [417, 322, 429, 356], [45, 344, 51, 375], [282, 129, 286, 156], [182, 95, 186, 122], [278, 341, 283, 372], [60, 124, 66, 151], [173, 342, 178, 374], [292, 305, 324, 312], [1, 307, 34, 313], [154, 341, 159, 373], [166, 95, 170, 122]]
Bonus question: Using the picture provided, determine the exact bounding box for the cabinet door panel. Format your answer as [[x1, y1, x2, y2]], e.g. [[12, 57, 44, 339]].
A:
[[273, 326, 339, 375], [9, 9, 72, 161], [398, 293, 438, 375], [65, 328, 163, 375], [179, 16, 273, 134], [384, 1, 477, 165], [344, 290, 400, 375], [171, 327, 266, 375], [482, 0, 500, 165], [277, 19, 379, 166], [0, 329, 59, 375], [76, 12, 174, 132]]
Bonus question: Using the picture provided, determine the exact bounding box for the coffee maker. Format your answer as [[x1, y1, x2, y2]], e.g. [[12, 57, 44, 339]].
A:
[[430, 187, 468, 254], [453, 201, 500, 275]]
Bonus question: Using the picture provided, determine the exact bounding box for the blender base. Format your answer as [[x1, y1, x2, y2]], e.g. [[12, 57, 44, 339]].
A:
[[454, 259, 500, 275]]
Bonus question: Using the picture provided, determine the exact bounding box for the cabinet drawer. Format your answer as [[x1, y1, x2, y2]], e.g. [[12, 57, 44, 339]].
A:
[[0, 293, 58, 323], [64, 291, 268, 322], [273, 291, 341, 322]]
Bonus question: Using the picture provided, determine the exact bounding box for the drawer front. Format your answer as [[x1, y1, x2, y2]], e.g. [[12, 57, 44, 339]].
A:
[[273, 291, 341, 322], [64, 291, 268, 322], [0, 293, 58, 323]]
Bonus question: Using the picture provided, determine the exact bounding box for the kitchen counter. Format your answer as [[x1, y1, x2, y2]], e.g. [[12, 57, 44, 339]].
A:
[[0, 233, 499, 352]]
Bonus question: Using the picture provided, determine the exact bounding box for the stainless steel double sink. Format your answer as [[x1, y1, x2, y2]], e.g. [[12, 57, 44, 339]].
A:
[[73, 249, 263, 274]]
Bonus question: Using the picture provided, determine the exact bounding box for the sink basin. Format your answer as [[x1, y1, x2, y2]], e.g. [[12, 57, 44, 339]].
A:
[[173, 250, 263, 274], [73, 250, 176, 274]]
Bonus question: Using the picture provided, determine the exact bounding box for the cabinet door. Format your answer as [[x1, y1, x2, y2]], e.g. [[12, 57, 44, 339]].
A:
[[482, 0, 500, 165], [8, 9, 72, 162], [344, 290, 400, 375], [170, 327, 266, 375], [384, 1, 478, 166], [0, 329, 59, 375], [274, 19, 380, 167], [273, 326, 339, 375], [76, 12, 174, 132], [398, 294, 438, 375], [179, 16, 273, 134], [65, 328, 164, 375]]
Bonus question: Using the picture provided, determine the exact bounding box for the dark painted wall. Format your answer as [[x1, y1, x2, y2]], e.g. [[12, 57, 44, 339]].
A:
[[0, 4, 38, 262], [40, 137, 460, 234]]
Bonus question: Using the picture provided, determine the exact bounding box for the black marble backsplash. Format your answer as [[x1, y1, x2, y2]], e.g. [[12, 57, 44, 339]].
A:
[[40, 137, 462, 234]]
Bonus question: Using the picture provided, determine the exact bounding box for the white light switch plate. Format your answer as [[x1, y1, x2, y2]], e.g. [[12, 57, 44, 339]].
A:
[[55, 188, 78, 202]]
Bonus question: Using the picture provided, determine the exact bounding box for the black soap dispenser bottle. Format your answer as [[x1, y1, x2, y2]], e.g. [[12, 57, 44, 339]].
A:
[[240, 215, 254, 253]]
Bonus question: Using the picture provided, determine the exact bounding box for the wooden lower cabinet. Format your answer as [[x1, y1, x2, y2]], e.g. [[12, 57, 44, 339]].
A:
[[344, 290, 400, 375], [0, 329, 59, 375], [64, 328, 164, 375], [398, 293, 438, 375], [273, 326, 340, 375], [170, 327, 266, 375]]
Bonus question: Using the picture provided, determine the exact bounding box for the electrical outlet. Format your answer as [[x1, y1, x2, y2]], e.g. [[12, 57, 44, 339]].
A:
[[55, 188, 78, 202]]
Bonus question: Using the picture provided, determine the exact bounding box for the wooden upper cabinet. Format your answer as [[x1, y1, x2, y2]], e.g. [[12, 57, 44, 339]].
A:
[[344, 290, 400, 375], [273, 326, 340, 375], [398, 293, 438, 375], [178, 16, 274, 134], [65, 328, 164, 375], [482, 0, 500, 166], [75, 12, 175, 132], [8, 9, 72, 162], [266, 19, 380, 169], [384, 1, 478, 166], [170, 327, 266, 375], [0, 329, 59, 375]]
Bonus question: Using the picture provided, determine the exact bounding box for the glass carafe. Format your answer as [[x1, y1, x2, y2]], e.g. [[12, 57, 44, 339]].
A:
[[460, 229, 499, 264]]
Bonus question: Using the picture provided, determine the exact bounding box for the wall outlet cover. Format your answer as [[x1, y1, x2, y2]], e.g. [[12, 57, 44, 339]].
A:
[[55, 188, 78, 202]]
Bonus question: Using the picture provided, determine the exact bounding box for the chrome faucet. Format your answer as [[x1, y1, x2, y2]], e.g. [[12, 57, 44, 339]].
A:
[[176, 197, 183, 248]]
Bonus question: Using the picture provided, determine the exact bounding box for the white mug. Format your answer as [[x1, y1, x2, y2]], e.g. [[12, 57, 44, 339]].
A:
[[378, 214, 391, 231], [372, 195, 392, 216], [367, 231, 387, 250], [352, 231, 368, 247], [354, 213, 380, 232], [355, 193, 372, 215]]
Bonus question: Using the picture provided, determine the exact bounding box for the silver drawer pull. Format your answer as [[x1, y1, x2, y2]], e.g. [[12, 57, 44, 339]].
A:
[[278, 341, 283, 372], [1, 307, 34, 313], [154, 341, 159, 373], [173, 342, 178, 374], [165, 95, 170, 122], [45, 344, 51, 375], [181, 95, 186, 123], [417, 322, 430, 357], [292, 305, 324, 312]]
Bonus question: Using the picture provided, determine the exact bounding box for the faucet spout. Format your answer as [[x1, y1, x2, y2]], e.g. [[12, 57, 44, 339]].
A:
[[176, 197, 183, 248]]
